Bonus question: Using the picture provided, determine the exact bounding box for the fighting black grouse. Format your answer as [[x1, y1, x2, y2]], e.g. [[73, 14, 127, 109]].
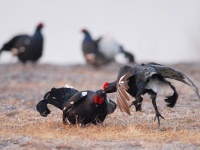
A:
[[36, 85, 116, 127], [103, 62, 200, 125], [0, 22, 44, 63]]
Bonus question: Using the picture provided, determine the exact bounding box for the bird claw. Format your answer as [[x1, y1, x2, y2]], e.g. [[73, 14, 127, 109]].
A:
[[154, 112, 165, 125], [129, 101, 136, 108], [129, 101, 142, 111]]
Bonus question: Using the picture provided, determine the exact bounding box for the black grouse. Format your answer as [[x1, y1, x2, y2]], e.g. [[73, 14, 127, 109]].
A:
[[36, 85, 116, 127], [0, 22, 44, 63], [81, 29, 134, 67], [81, 29, 110, 67], [103, 62, 200, 125]]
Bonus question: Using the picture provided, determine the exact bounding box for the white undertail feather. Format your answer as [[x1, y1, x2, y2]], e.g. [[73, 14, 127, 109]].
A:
[[146, 78, 170, 95], [64, 84, 74, 88], [81, 92, 87, 96], [98, 34, 120, 59], [114, 53, 129, 64]]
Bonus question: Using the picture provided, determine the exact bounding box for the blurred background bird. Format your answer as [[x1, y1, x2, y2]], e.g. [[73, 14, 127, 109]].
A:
[[1, 1, 200, 64], [81, 29, 110, 67], [0, 22, 44, 64], [81, 28, 135, 67]]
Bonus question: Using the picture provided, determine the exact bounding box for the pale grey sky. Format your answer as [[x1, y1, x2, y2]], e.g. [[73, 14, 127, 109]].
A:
[[0, 0, 200, 64]]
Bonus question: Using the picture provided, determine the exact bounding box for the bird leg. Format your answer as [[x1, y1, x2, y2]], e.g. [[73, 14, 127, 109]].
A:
[[63, 108, 73, 125], [130, 96, 143, 111], [163, 80, 178, 107], [133, 81, 149, 111], [151, 92, 164, 126], [77, 117, 86, 128], [62, 112, 68, 125]]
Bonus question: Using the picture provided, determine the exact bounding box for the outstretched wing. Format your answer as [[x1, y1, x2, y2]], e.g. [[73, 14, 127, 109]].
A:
[[145, 62, 200, 98], [116, 67, 135, 115]]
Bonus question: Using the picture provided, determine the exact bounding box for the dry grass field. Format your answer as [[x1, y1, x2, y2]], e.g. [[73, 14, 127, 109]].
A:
[[0, 63, 200, 149]]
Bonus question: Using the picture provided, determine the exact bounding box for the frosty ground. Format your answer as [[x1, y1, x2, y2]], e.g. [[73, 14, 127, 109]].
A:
[[0, 63, 200, 149]]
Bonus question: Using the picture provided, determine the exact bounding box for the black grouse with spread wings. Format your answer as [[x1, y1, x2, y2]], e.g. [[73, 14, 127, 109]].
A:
[[103, 62, 200, 125]]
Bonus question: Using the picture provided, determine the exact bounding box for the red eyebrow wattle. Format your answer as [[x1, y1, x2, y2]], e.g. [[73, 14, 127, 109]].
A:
[[103, 82, 109, 90], [94, 95, 99, 104], [98, 98, 104, 104]]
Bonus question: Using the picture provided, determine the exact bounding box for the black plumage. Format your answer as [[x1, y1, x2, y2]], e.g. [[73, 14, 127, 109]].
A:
[[103, 62, 200, 125], [0, 22, 44, 63], [36, 86, 116, 127], [81, 29, 110, 67], [81, 29, 135, 67]]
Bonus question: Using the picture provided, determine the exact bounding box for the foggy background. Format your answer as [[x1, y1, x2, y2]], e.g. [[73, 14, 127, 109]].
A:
[[0, 0, 200, 65]]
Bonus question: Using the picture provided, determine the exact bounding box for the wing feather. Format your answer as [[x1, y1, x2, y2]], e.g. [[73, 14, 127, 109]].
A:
[[116, 69, 134, 115], [118, 86, 130, 101], [119, 81, 128, 91], [116, 95, 123, 112], [117, 93, 130, 115]]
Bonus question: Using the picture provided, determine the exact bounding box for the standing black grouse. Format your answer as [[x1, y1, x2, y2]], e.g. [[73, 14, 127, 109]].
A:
[[0, 22, 44, 63], [36, 85, 116, 127], [103, 62, 200, 125], [81, 28, 134, 67], [81, 29, 110, 67]]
